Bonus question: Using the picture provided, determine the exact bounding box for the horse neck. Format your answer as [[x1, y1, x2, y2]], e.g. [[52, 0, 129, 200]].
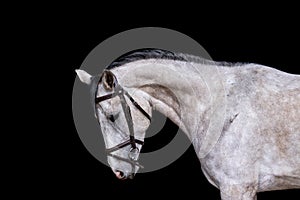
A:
[[111, 59, 224, 141]]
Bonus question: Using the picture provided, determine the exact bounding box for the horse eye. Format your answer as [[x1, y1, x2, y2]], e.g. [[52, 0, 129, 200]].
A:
[[108, 115, 115, 122], [108, 113, 119, 122]]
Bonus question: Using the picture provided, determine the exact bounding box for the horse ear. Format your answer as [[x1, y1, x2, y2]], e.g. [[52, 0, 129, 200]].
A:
[[75, 69, 92, 85], [102, 70, 116, 91]]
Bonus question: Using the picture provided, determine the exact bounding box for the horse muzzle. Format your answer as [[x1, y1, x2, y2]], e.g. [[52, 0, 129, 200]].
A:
[[114, 170, 135, 180]]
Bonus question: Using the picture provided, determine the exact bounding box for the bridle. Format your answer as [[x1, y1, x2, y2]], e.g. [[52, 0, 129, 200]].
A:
[[94, 71, 151, 174]]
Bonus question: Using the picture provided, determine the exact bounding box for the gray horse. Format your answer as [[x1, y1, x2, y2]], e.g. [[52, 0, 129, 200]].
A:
[[76, 49, 300, 200]]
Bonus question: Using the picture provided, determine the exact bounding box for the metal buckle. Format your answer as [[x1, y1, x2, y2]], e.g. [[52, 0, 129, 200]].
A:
[[129, 147, 139, 161]]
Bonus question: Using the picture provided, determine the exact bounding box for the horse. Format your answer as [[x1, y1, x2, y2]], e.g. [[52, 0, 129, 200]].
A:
[[75, 48, 300, 200]]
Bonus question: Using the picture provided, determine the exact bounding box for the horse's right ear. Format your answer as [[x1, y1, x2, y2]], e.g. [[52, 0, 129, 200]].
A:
[[75, 69, 92, 85]]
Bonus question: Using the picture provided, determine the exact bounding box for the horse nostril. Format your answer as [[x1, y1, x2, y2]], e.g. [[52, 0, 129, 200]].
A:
[[115, 170, 125, 179]]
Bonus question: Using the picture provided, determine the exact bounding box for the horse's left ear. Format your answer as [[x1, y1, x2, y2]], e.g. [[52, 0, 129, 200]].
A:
[[75, 69, 92, 85], [102, 70, 117, 91]]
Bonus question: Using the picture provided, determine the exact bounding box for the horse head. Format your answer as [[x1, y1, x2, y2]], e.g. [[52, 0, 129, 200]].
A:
[[76, 69, 152, 179]]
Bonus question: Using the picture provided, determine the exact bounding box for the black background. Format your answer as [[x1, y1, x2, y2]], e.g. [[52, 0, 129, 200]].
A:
[[26, 7, 300, 199]]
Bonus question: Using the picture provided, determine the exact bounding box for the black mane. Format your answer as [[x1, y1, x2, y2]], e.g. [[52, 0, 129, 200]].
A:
[[106, 48, 186, 69]]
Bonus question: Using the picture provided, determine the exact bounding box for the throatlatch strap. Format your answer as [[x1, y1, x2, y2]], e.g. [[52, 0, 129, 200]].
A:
[[124, 92, 151, 122]]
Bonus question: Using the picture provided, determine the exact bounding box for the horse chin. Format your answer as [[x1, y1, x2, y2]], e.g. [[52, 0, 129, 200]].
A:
[[121, 171, 136, 180], [126, 174, 135, 179]]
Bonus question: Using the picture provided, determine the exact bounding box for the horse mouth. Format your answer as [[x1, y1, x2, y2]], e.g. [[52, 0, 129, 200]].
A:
[[114, 170, 135, 180]]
